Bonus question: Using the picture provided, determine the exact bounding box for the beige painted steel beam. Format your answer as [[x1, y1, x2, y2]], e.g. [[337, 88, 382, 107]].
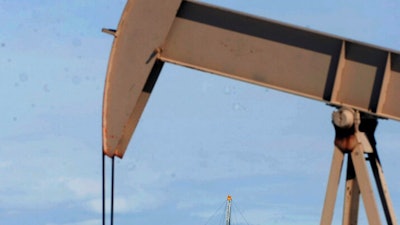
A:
[[160, 1, 400, 120], [320, 147, 344, 225], [103, 0, 400, 158], [102, 0, 182, 157], [342, 156, 360, 225], [320, 139, 390, 225], [351, 145, 382, 225], [321, 110, 398, 225], [368, 150, 397, 224]]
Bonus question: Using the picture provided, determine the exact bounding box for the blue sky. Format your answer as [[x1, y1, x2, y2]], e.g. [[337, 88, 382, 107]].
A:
[[1, 0, 400, 225]]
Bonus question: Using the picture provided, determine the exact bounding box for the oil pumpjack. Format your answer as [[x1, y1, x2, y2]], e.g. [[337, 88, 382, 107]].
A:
[[101, 1, 400, 224]]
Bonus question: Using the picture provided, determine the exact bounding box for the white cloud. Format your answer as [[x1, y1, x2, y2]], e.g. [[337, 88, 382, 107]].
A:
[[87, 189, 166, 214], [189, 203, 320, 225], [46, 219, 101, 225], [60, 177, 101, 198], [87, 197, 129, 214], [239, 206, 318, 225], [0, 135, 100, 210], [0, 160, 12, 169]]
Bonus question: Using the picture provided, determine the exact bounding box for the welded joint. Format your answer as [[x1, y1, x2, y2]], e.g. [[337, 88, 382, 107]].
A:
[[145, 48, 163, 64]]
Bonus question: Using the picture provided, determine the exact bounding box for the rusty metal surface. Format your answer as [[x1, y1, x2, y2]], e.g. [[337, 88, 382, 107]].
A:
[[103, 0, 400, 158], [321, 113, 397, 225]]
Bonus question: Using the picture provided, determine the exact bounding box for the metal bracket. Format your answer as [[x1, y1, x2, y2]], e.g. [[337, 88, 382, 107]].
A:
[[102, 28, 117, 37]]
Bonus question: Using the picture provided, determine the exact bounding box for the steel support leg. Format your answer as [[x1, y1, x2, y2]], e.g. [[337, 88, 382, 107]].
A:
[[351, 145, 382, 225], [320, 146, 345, 225], [320, 144, 383, 225], [368, 152, 398, 225], [342, 155, 360, 225], [360, 115, 397, 225]]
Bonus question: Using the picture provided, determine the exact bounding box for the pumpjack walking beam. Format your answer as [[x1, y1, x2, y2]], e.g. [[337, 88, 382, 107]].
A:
[[320, 108, 397, 225], [102, 0, 400, 159]]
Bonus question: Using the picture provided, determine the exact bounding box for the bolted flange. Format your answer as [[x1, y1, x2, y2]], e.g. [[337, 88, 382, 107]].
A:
[[332, 108, 358, 152], [332, 107, 355, 129]]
